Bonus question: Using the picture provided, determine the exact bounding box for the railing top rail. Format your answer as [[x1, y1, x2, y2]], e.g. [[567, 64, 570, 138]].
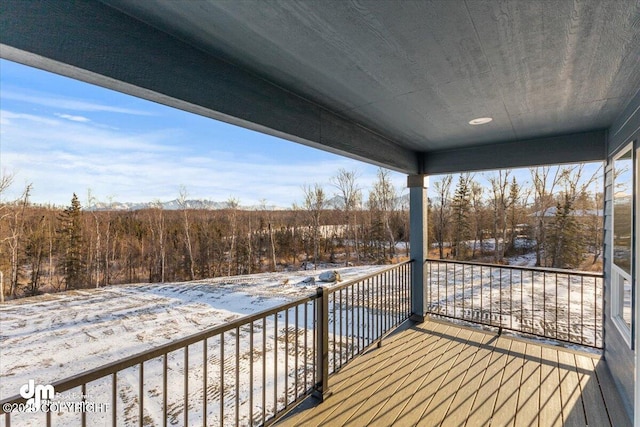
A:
[[425, 258, 603, 278], [0, 293, 317, 407], [328, 260, 414, 294]]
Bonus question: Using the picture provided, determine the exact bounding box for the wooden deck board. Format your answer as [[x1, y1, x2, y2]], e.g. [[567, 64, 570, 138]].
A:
[[515, 343, 541, 426], [594, 359, 633, 427], [538, 346, 563, 427], [575, 354, 611, 427], [276, 320, 629, 427], [557, 350, 588, 427]]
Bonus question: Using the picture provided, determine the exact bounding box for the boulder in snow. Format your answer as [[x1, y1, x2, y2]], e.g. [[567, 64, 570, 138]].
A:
[[297, 277, 316, 286], [319, 271, 341, 282]]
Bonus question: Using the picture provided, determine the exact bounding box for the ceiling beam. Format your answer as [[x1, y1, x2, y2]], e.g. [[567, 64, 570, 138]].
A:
[[422, 130, 607, 174], [0, 0, 418, 174]]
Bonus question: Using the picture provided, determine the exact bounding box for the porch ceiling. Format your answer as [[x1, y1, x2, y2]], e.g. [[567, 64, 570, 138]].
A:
[[1, 0, 639, 174]]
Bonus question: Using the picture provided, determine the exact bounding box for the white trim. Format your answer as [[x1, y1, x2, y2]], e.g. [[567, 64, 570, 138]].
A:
[[612, 144, 634, 344], [635, 142, 639, 426]]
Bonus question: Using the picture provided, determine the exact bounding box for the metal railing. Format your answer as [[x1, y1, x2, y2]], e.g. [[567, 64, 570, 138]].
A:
[[425, 259, 603, 348], [0, 261, 412, 427]]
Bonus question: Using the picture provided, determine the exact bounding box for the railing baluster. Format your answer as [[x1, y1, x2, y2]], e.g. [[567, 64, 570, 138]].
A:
[[274, 313, 278, 416], [304, 302, 308, 393], [139, 362, 144, 427], [248, 324, 253, 426], [567, 275, 572, 342], [594, 276, 598, 347], [543, 272, 546, 336], [262, 318, 266, 426], [377, 274, 381, 338], [509, 269, 513, 330], [470, 265, 474, 321], [520, 270, 524, 335], [552, 273, 557, 339], [285, 309, 290, 405], [369, 279, 372, 348], [235, 326, 240, 425], [295, 305, 299, 400], [453, 263, 456, 318], [184, 346, 188, 427], [339, 288, 342, 367], [113, 372, 118, 427], [351, 283, 355, 359], [488, 266, 492, 325], [480, 265, 483, 322], [384, 271, 388, 332], [581, 275, 585, 345], [204, 338, 208, 427], [445, 263, 448, 317], [220, 332, 224, 427], [462, 264, 465, 322], [162, 355, 166, 427], [332, 290, 336, 372]]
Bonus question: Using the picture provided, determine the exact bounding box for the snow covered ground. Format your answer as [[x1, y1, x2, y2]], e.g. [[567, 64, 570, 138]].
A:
[[426, 261, 603, 348], [0, 265, 390, 426]]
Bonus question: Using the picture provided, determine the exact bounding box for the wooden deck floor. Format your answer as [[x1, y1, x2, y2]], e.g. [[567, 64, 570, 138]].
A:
[[277, 319, 630, 427]]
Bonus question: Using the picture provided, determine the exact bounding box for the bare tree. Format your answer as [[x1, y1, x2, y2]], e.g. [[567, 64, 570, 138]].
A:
[[303, 184, 326, 269], [432, 175, 453, 259], [487, 170, 512, 262], [260, 199, 277, 272], [150, 200, 166, 282], [470, 181, 485, 258], [529, 166, 562, 266], [226, 197, 239, 276], [7, 184, 32, 296], [86, 190, 102, 288], [177, 186, 195, 280], [369, 169, 398, 261], [0, 172, 15, 302], [331, 169, 362, 266]]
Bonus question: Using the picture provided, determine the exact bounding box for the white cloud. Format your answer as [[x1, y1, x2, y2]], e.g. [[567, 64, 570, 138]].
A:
[[55, 113, 91, 123], [2, 88, 153, 116], [0, 109, 406, 207]]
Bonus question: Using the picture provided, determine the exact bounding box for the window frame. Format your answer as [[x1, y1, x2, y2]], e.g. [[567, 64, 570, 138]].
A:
[[611, 142, 635, 347]]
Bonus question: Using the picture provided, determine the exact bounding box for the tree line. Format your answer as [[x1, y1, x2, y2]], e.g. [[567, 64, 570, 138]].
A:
[[0, 164, 603, 300], [430, 164, 603, 270], [0, 169, 408, 300]]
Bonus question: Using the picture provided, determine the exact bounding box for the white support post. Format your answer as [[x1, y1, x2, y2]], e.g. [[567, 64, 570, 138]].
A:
[[408, 175, 428, 322]]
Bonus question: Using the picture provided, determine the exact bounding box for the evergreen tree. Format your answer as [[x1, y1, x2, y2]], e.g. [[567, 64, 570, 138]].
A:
[[451, 174, 472, 259], [547, 195, 584, 268], [59, 193, 85, 289]]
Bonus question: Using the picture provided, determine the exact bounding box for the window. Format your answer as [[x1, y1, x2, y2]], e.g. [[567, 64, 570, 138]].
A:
[[611, 144, 633, 344]]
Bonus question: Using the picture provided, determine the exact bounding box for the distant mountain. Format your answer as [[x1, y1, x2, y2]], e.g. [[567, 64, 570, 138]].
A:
[[87, 199, 287, 212]]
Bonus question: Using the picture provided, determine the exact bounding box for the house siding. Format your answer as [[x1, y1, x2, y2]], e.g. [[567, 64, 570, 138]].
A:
[[604, 88, 640, 422]]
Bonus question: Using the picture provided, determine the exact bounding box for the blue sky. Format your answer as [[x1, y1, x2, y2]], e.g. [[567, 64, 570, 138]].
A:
[[1, 59, 603, 208], [0, 59, 407, 207]]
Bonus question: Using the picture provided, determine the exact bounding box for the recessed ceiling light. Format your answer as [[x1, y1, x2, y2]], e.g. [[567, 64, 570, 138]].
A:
[[469, 117, 493, 125]]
